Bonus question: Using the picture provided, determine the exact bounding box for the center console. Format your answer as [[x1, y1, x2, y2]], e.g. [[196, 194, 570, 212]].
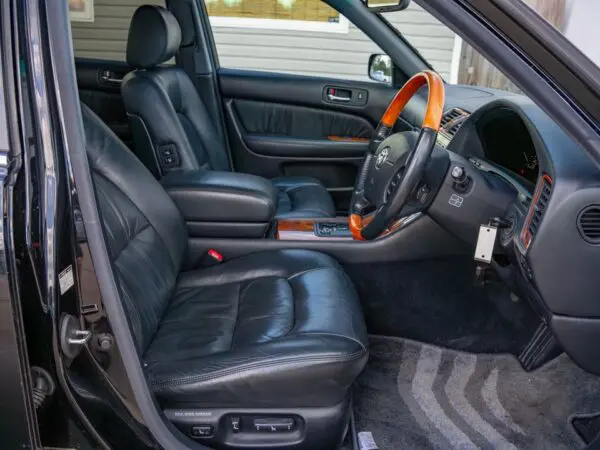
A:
[[161, 170, 415, 246], [161, 170, 277, 239]]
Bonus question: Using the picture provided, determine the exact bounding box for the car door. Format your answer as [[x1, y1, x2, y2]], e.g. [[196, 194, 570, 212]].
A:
[[203, 1, 412, 210], [218, 69, 411, 210]]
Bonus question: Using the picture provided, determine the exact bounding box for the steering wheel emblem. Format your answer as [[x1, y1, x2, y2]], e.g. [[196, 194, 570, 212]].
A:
[[375, 147, 390, 170]]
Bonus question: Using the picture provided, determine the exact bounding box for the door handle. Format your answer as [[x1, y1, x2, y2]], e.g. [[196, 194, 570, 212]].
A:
[[327, 93, 351, 102], [100, 70, 123, 85], [323, 86, 368, 105]]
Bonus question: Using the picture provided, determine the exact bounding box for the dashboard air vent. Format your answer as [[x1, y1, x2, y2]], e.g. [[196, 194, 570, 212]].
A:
[[521, 174, 552, 249], [578, 206, 600, 244], [440, 108, 463, 129], [446, 121, 465, 137], [440, 108, 469, 138]]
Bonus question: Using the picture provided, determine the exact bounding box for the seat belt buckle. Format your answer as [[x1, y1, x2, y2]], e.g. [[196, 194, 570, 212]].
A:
[[200, 248, 224, 267]]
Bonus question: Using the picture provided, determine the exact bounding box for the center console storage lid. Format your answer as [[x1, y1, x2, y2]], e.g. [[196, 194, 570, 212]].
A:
[[161, 170, 278, 223]]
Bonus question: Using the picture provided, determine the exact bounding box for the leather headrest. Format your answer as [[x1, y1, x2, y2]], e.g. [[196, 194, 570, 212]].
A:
[[126, 5, 181, 69]]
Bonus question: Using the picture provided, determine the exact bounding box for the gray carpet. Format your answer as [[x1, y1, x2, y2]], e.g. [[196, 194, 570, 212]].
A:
[[354, 335, 600, 449]]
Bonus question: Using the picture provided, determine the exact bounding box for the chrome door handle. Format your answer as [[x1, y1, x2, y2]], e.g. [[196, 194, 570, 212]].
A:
[[327, 93, 350, 102], [100, 70, 122, 84]]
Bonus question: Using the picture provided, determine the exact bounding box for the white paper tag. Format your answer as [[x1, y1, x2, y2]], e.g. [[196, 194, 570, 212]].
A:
[[474, 225, 498, 264], [59, 265, 74, 295], [358, 431, 379, 450]]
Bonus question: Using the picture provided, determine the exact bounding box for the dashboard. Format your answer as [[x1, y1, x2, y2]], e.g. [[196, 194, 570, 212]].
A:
[[435, 104, 540, 189], [476, 109, 538, 185], [408, 85, 600, 375]]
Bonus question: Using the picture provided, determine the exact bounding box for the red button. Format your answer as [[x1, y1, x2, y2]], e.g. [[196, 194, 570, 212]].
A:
[[207, 249, 224, 262]]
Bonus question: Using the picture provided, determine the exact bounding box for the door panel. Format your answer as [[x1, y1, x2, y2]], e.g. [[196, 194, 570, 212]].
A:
[[218, 68, 410, 210], [233, 99, 374, 139], [75, 58, 133, 148], [244, 134, 369, 158]]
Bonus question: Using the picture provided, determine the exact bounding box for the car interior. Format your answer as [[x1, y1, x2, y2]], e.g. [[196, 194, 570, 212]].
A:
[[15, 0, 600, 448]]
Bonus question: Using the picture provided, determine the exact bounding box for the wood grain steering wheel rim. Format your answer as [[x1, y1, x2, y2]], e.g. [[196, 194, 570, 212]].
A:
[[350, 70, 445, 240]]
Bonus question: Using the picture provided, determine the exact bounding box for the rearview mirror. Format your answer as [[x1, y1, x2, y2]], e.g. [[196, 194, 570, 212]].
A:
[[368, 54, 393, 85], [364, 0, 411, 12]]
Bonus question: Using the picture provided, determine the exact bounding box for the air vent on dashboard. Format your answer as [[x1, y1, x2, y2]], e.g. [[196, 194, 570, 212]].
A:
[[440, 108, 464, 129], [578, 206, 600, 244], [437, 108, 470, 148], [446, 121, 464, 137], [440, 108, 469, 136], [521, 174, 552, 249]]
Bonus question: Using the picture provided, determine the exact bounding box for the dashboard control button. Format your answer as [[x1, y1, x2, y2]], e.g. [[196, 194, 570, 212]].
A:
[[451, 165, 471, 192], [451, 165, 466, 182], [416, 185, 430, 204]]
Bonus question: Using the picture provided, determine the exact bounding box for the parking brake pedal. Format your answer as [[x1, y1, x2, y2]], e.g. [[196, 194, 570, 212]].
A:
[[518, 322, 561, 371]]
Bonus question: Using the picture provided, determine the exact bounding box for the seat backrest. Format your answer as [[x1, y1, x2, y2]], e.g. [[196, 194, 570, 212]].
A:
[[81, 102, 188, 353], [121, 5, 230, 175]]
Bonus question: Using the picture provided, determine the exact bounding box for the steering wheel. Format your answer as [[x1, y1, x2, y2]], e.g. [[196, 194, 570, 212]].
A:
[[349, 70, 445, 240]]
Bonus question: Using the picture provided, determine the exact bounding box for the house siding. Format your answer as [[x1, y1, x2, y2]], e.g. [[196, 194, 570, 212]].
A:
[[71, 1, 456, 81]]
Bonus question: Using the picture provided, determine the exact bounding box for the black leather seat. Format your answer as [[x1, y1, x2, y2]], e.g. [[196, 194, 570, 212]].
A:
[[120, 5, 336, 220], [81, 103, 368, 447]]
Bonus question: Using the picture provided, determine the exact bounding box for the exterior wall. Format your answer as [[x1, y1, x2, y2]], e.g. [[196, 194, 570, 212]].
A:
[[70, 1, 457, 81], [211, 3, 456, 80]]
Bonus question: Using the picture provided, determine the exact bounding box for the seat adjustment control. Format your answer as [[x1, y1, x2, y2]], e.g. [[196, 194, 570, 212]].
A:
[[158, 144, 180, 169], [253, 417, 295, 432], [190, 424, 214, 438]]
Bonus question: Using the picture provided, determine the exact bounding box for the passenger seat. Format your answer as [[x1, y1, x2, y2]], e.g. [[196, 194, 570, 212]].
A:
[[81, 102, 368, 449], [121, 5, 337, 220]]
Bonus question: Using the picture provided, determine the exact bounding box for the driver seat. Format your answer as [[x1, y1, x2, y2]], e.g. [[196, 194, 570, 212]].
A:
[[81, 103, 368, 449], [120, 5, 336, 220]]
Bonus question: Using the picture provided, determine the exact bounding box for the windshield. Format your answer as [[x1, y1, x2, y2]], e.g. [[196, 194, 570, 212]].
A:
[[379, 0, 600, 93]]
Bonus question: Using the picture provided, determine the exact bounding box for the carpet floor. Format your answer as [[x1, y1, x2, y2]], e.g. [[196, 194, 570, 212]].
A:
[[354, 335, 600, 450], [344, 259, 540, 355]]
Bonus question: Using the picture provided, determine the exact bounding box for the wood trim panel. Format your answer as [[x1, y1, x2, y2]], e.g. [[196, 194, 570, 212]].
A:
[[520, 173, 553, 249], [380, 70, 445, 131], [278, 216, 409, 241], [276, 218, 351, 240], [327, 136, 370, 142]]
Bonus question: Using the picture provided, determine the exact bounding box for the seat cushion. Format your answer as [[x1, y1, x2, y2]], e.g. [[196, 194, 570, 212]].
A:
[[143, 249, 368, 408], [272, 176, 336, 219]]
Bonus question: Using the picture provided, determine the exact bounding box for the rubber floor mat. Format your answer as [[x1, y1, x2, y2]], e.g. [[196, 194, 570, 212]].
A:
[[354, 335, 600, 449]]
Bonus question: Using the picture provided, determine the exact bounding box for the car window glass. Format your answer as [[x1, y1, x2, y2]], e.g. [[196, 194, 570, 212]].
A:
[[205, 0, 391, 81], [382, 0, 598, 93], [519, 0, 600, 72]]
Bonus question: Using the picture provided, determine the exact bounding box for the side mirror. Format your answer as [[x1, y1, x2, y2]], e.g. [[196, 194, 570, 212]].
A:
[[364, 0, 411, 12], [368, 54, 393, 85]]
